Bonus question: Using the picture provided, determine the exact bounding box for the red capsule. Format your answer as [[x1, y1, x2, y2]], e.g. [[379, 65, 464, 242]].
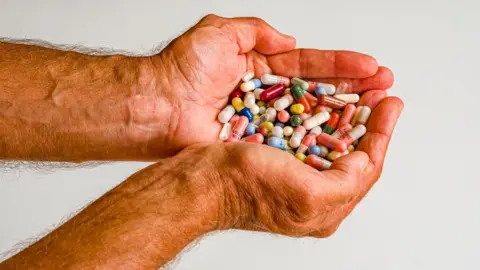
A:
[[318, 95, 347, 109], [229, 88, 244, 102], [245, 133, 264, 144], [316, 133, 347, 152], [306, 155, 332, 170], [260, 83, 286, 101], [226, 116, 249, 142], [296, 96, 312, 113], [304, 91, 318, 108], [338, 104, 356, 127]]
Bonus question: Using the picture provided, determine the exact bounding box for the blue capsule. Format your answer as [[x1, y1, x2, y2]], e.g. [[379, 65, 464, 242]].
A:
[[252, 78, 262, 88], [275, 122, 285, 128], [307, 145, 321, 156], [314, 86, 327, 97], [245, 123, 256, 136], [239, 108, 253, 122], [267, 137, 287, 150]]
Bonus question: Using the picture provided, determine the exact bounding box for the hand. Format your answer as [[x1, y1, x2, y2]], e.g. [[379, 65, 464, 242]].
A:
[[142, 14, 394, 155]]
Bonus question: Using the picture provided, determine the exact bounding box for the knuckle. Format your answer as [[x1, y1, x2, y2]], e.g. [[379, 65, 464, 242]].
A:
[[318, 224, 340, 238]]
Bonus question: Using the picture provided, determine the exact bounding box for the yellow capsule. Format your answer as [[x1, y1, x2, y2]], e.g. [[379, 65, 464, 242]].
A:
[[290, 104, 305, 115], [253, 115, 260, 121], [232, 97, 245, 112], [256, 101, 265, 107], [295, 152, 307, 162], [260, 121, 274, 132]]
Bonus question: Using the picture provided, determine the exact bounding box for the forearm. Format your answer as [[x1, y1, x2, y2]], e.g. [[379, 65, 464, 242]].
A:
[[0, 41, 174, 161], [0, 149, 222, 269]]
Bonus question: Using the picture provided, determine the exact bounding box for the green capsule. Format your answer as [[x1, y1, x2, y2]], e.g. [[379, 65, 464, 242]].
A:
[[290, 115, 303, 127], [291, 85, 305, 100]]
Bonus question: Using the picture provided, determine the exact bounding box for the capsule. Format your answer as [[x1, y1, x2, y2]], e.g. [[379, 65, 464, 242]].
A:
[[290, 104, 305, 115], [338, 104, 356, 127], [275, 122, 285, 127], [232, 97, 253, 122], [290, 115, 303, 127], [306, 155, 332, 170], [274, 94, 294, 111], [289, 126, 307, 148], [240, 78, 262, 92], [296, 134, 316, 155], [307, 145, 321, 156], [258, 126, 269, 137], [318, 95, 347, 110], [303, 111, 330, 130], [295, 153, 307, 163], [260, 121, 274, 132], [244, 133, 264, 144], [327, 150, 349, 161], [261, 74, 290, 86], [229, 115, 240, 126], [219, 123, 232, 141], [244, 92, 256, 108], [315, 82, 336, 95], [268, 137, 288, 150], [250, 104, 260, 115], [283, 126, 294, 137], [245, 123, 256, 136], [241, 71, 255, 82], [331, 123, 353, 139], [272, 126, 284, 138], [229, 88, 244, 102], [253, 107, 277, 126], [291, 85, 312, 113], [316, 133, 347, 152], [314, 105, 333, 114], [277, 110, 290, 123], [304, 92, 318, 108], [323, 112, 340, 135], [284, 88, 291, 95], [341, 125, 367, 145], [309, 126, 323, 136], [336, 81, 349, 94], [226, 116, 249, 142], [334, 94, 360, 104], [314, 86, 327, 97], [318, 145, 329, 157], [218, 105, 236, 123], [291, 77, 309, 90], [348, 145, 355, 152], [260, 83, 286, 101], [254, 88, 265, 100], [258, 106, 266, 114], [300, 113, 310, 121], [354, 106, 372, 126]]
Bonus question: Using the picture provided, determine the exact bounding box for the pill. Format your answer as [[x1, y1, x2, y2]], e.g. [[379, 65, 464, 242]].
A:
[[254, 88, 265, 100], [290, 104, 305, 115], [314, 86, 327, 97], [303, 111, 330, 130], [307, 145, 321, 156], [309, 126, 323, 136], [284, 88, 291, 95], [232, 97, 253, 122], [260, 83, 286, 101], [315, 82, 336, 95], [289, 126, 307, 148], [229, 88, 244, 102], [218, 105, 236, 123], [226, 116, 249, 142], [258, 126, 269, 137], [277, 110, 290, 123], [323, 112, 340, 135], [318, 95, 347, 110], [242, 71, 255, 82], [219, 123, 232, 141], [338, 104, 356, 127], [348, 145, 355, 152], [240, 78, 262, 92], [291, 85, 312, 113], [272, 126, 284, 138], [258, 106, 266, 114], [283, 126, 294, 137], [331, 123, 353, 139], [341, 124, 367, 145], [275, 122, 285, 127], [306, 155, 332, 170], [354, 106, 372, 126], [260, 121, 274, 132], [261, 74, 290, 86], [300, 113, 310, 121], [249, 104, 260, 115], [245, 123, 256, 136], [334, 94, 360, 104], [229, 114, 240, 126], [245, 133, 264, 144], [296, 134, 316, 155], [274, 94, 294, 111], [253, 115, 259, 121], [316, 133, 347, 152], [244, 92, 256, 108], [268, 137, 288, 150], [257, 100, 265, 107], [314, 105, 333, 114], [327, 150, 349, 161], [253, 107, 276, 126], [335, 81, 349, 94], [306, 80, 317, 91], [290, 115, 303, 127], [304, 92, 318, 108], [291, 77, 309, 90], [296, 153, 307, 163]]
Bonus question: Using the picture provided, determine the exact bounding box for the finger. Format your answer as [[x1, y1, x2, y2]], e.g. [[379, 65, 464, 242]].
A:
[[266, 49, 378, 79], [200, 14, 296, 55], [357, 90, 387, 109], [356, 96, 404, 175], [311, 66, 394, 94]]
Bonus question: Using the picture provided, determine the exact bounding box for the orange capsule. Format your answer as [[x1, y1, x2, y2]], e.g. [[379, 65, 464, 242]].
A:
[[306, 155, 332, 170], [338, 104, 356, 127], [318, 95, 347, 109], [244, 133, 264, 144], [323, 112, 340, 135], [304, 92, 318, 108], [316, 133, 347, 152]]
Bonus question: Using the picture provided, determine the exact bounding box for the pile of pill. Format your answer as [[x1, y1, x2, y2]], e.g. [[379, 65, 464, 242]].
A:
[[217, 71, 371, 170]]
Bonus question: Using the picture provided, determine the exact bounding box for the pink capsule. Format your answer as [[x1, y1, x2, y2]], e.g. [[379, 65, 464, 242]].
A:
[[229, 115, 240, 126], [316, 133, 347, 152], [306, 155, 332, 170], [245, 133, 264, 144], [226, 116, 249, 142], [300, 113, 310, 121]]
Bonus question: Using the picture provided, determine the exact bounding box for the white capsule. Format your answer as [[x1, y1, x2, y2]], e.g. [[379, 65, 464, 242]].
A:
[[303, 112, 330, 130], [219, 123, 232, 141], [244, 92, 256, 108], [242, 71, 255, 82], [272, 126, 284, 138], [309, 126, 323, 136], [319, 146, 329, 158], [254, 88, 264, 100], [250, 104, 260, 115], [261, 74, 290, 86], [289, 127, 307, 148], [259, 106, 266, 114], [315, 83, 336, 95], [218, 105, 235, 123], [283, 126, 294, 137], [327, 150, 349, 161], [273, 94, 294, 111], [355, 106, 371, 126], [334, 94, 360, 104], [291, 77, 309, 91], [350, 106, 363, 126], [348, 125, 367, 141]]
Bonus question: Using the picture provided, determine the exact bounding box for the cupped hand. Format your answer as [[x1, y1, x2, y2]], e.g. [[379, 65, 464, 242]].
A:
[[152, 14, 394, 152]]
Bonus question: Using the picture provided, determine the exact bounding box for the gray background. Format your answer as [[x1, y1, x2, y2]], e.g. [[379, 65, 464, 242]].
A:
[[0, 0, 479, 269]]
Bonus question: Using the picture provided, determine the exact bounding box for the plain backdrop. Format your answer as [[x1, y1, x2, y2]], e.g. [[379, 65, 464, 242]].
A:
[[0, 0, 479, 269]]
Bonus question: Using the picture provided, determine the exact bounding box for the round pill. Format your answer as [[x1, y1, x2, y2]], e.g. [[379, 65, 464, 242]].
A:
[[260, 121, 274, 132], [275, 122, 285, 128], [290, 104, 305, 115], [290, 115, 303, 127], [250, 104, 260, 115], [283, 126, 294, 137], [272, 126, 284, 138], [258, 106, 266, 114], [308, 145, 321, 156], [245, 123, 256, 136], [257, 101, 265, 107], [257, 126, 268, 137], [277, 110, 290, 123]]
